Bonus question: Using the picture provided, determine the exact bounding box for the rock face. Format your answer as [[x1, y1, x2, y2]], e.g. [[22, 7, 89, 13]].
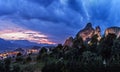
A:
[[63, 23, 102, 47], [63, 37, 73, 47], [76, 23, 95, 41], [105, 27, 120, 37], [76, 23, 102, 42], [95, 26, 101, 35], [95, 26, 101, 41], [63, 23, 120, 47]]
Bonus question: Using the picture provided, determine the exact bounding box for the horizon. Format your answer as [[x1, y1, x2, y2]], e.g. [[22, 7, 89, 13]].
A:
[[0, 0, 120, 44]]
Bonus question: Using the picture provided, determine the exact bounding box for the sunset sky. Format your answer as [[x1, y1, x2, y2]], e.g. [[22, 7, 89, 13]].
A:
[[0, 0, 120, 44]]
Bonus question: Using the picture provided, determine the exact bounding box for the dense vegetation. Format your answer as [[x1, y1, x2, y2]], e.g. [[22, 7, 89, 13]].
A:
[[0, 34, 120, 72], [41, 34, 120, 72]]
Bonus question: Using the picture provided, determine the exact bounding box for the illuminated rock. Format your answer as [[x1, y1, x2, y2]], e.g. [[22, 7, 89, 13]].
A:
[[105, 27, 120, 37], [95, 26, 101, 41], [76, 23, 95, 41], [63, 36, 73, 47]]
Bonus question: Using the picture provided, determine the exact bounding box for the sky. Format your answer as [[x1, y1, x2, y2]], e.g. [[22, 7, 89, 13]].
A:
[[0, 0, 120, 44]]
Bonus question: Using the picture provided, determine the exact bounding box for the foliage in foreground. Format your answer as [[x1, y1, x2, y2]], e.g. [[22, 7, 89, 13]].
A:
[[0, 34, 120, 72]]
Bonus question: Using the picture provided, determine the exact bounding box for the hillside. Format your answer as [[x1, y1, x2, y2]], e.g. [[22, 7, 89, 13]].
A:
[[0, 23, 120, 72]]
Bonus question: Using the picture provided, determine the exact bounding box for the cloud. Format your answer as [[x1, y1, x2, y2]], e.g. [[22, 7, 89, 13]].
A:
[[0, 0, 120, 44], [0, 28, 54, 44], [29, 0, 55, 7]]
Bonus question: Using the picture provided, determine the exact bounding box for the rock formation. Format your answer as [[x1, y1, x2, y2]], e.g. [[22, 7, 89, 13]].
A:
[[76, 23, 95, 41], [63, 23, 102, 47], [95, 26, 101, 41], [63, 37, 73, 47], [105, 27, 120, 38], [76, 22, 102, 43], [63, 22, 120, 48]]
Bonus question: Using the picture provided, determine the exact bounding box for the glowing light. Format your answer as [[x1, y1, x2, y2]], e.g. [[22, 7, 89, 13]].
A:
[[0, 28, 55, 44]]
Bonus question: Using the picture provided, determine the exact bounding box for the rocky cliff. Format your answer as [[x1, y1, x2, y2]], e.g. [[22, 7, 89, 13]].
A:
[[76, 23, 95, 41], [63, 37, 73, 47], [63, 23, 102, 47], [63, 23, 120, 48], [95, 26, 101, 41], [105, 27, 120, 37], [76, 23, 101, 41]]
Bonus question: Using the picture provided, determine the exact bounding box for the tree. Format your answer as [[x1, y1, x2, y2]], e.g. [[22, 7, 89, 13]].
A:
[[56, 44, 63, 50], [37, 47, 48, 61], [16, 53, 24, 62], [99, 34, 117, 60], [73, 36, 84, 48], [17, 52, 22, 57], [110, 37, 120, 64], [12, 64, 21, 72], [50, 44, 64, 59], [42, 61, 64, 72], [4, 58, 11, 72], [112, 37, 120, 52], [39, 47, 47, 54], [0, 61, 5, 72], [26, 56, 32, 62], [89, 34, 99, 52]]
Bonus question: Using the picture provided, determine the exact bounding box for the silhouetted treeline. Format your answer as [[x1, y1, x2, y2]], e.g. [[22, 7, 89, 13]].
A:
[[0, 33, 120, 72], [41, 34, 120, 72]]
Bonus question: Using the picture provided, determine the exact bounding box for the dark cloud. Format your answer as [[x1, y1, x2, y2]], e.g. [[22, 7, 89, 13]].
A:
[[29, 0, 55, 7], [0, 0, 120, 43], [68, 0, 86, 18], [33, 36, 48, 39]]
